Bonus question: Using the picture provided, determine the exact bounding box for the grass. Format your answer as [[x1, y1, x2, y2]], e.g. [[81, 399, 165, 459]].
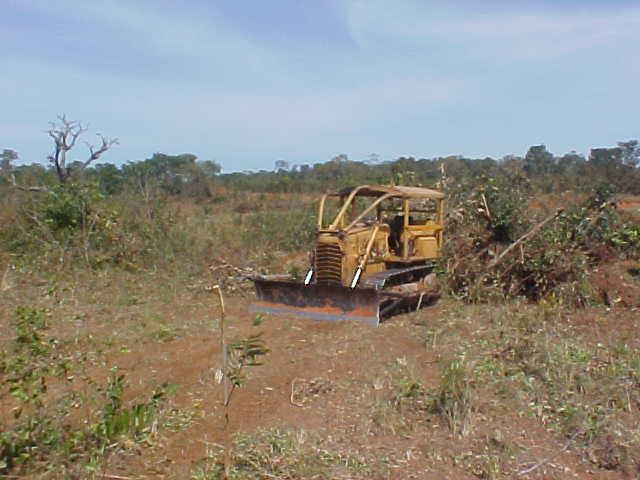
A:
[[2, 284, 638, 477], [377, 299, 640, 476], [366, 357, 428, 435], [0, 186, 638, 477], [419, 300, 640, 473], [0, 306, 192, 477], [431, 358, 475, 437], [0, 191, 317, 281], [191, 428, 377, 480]]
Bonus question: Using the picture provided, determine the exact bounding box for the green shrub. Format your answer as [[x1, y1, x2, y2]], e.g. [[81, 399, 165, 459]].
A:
[[39, 183, 102, 231], [0, 307, 171, 476], [430, 359, 474, 436]]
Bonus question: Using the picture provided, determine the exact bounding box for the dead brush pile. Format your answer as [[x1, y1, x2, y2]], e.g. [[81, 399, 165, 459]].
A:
[[442, 176, 640, 305]]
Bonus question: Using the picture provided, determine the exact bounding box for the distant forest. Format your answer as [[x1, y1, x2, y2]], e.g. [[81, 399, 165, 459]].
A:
[[2, 140, 639, 197]]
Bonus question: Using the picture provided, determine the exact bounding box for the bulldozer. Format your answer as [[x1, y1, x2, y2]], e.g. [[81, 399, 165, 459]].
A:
[[251, 185, 445, 325]]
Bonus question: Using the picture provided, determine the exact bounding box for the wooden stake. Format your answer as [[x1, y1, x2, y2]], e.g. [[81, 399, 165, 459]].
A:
[[481, 193, 491, 221], [212, 285, 231, 479], [0, 263, 9, 291]]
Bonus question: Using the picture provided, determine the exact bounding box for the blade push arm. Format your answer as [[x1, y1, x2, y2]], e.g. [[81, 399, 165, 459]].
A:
[[350, 224, 380, 288]]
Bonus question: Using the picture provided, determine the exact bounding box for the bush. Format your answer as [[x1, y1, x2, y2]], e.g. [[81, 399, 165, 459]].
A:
[[443, 182, 639, 304], [39, 183, 102, 231], [0, 307, 170, 476], [430, 359, 474, 436]]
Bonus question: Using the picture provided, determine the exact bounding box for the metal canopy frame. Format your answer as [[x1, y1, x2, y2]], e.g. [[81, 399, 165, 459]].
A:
[[317, 184, 445, 232]]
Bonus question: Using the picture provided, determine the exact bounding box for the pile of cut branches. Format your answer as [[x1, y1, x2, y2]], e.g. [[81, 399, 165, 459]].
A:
[[442, 178, 639, 305]]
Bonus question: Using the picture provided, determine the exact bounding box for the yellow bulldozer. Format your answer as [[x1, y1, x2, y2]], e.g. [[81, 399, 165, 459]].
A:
[[252, 185, 445, 325]]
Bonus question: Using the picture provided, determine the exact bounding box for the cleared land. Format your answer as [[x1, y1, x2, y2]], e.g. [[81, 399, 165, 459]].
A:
[[1, 259, 639, 479], [1, 190, 639, 479]]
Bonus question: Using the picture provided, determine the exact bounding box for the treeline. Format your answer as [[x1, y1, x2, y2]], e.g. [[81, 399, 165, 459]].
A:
[[1, 133, 638, 276], [2, 141, 639, 198], [1, 152, 221, 199], [218, 142, 640, 194]]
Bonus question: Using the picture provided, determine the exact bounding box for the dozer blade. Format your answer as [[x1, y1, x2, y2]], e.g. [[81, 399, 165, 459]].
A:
[[251, 277, 381, 326]]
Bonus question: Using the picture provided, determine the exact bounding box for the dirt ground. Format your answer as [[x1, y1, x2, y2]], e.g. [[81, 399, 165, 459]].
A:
[[617, 195, 640, 215], [103, 295, 639, 479], [1, 253, 639, 479]]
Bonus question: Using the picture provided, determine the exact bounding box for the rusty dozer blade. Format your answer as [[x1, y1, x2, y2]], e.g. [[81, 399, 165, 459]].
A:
[[251, 277, 382, 326]]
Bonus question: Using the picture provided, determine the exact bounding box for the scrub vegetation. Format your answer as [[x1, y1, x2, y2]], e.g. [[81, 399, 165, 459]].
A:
[[1, 120, 639, 478]]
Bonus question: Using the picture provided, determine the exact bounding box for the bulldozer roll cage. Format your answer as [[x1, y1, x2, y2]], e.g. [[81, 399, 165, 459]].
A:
[[252, 185, 446, 325]]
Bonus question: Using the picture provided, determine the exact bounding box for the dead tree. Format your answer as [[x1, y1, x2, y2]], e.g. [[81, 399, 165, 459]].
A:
[[47, 114, 118, 184], [4, 115, 118, 191]]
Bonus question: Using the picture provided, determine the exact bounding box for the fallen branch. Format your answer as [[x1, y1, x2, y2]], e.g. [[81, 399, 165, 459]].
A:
[[290, 378, 306, 407], [8, 172, 50, 192], [481, 193, 491, 221], [290, 377, 332, 407], [490, 208, 564, 268], [514, 429, 580, 477], [208, 260, 257, 279]]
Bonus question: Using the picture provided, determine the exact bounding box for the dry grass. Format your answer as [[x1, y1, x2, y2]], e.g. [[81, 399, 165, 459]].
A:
[[1, 187, 639, 478]]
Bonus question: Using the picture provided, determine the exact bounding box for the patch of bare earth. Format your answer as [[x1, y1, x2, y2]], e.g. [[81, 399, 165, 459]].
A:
[[89, 299, 639, 479], [2, 267, 639, 479]]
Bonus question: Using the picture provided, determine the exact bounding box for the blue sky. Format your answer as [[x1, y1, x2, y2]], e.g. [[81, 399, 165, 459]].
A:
[[2, 0, 639, 172]]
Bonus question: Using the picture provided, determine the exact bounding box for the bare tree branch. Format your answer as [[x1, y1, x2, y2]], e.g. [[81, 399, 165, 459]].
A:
[[67, 122, 86, 151], [45, 115, 117, 184], [4, 115, 117, 192], [83, 134, 119, 169]]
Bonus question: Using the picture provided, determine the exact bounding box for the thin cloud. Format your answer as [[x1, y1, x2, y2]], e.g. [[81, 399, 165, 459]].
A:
[[3, 0, 638, 170], [9, 0, 278, 71], [347, 1, 640, 62]]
